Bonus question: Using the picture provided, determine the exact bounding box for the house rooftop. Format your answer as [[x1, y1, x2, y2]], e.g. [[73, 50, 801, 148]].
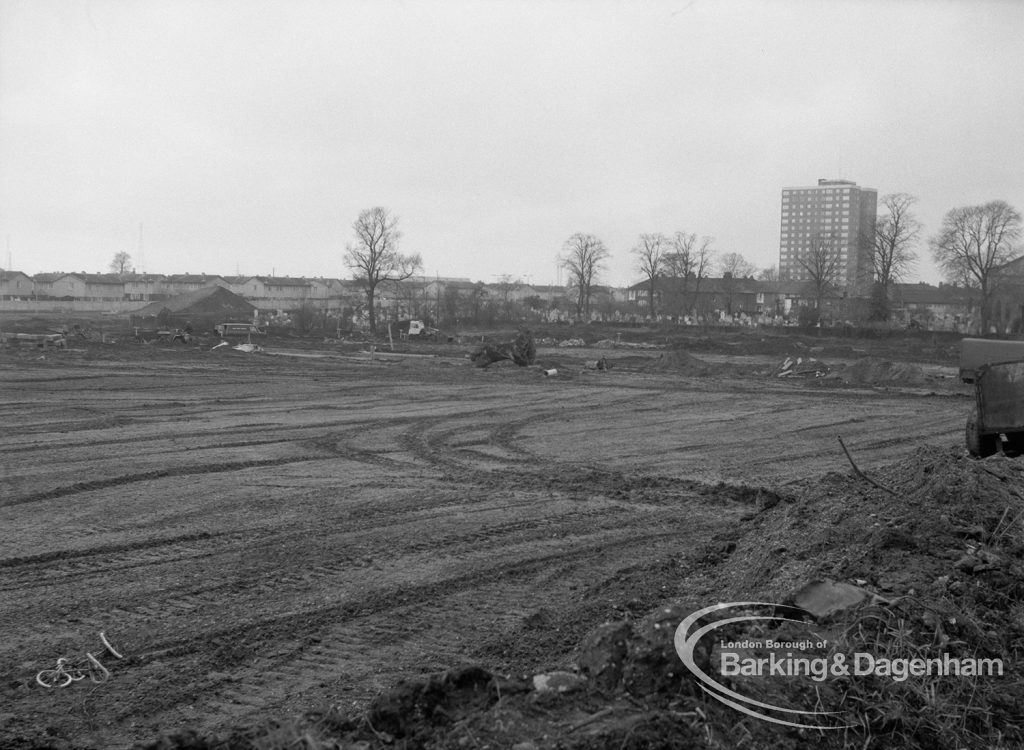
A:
[[165, 274, 227, 283], [256, 276, 312, 287]]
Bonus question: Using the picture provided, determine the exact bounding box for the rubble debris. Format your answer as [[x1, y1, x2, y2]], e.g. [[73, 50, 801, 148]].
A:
[[232, 343, 264, 353], [558, 338, 586, 347], [470, 345, 508, 367], [1, 332, 67, 349], [584, 357, 609, 371], [531, 671, 585, 693], [470, 330, 537, 368], [776, 355, 830, 377]]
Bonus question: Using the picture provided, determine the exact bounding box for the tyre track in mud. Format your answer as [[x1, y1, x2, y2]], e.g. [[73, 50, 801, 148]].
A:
[[0, 355, 973, 749], [1, 455, 335, 508], [101, 519, 727, 728], [2, 487, 734, 742], [1, 464, 700, 638]]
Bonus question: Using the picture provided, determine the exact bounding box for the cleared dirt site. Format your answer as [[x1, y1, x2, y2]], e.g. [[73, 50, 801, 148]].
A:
[[2, 333, 1019, 750]]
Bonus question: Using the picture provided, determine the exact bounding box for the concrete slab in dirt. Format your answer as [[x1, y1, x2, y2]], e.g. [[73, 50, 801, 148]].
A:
[[791, 579, 868, 620]]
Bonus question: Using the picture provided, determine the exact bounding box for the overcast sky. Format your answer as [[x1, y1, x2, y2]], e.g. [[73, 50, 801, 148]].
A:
[[1, 0, 1022, 287]]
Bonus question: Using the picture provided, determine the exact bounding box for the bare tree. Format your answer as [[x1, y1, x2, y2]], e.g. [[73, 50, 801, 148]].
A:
[[758, 265, 779, 281], [630, 233, 666, 317], [491, 274, 517, 320], [718, 252, 755, 279], [664, 232, 714, 317], [344, 207, 422, 332], [797, 232, 843, 314], [561, 233, 610, 321], [718, 252, 755, 314], [441, 286, 462, 327], [870, 193, 921, 320], [931, 200, 1022, 334], [109, 252, 134, 276]]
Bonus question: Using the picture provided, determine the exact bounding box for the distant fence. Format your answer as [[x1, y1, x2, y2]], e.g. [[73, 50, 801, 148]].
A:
[[0, 300, 149, 313]]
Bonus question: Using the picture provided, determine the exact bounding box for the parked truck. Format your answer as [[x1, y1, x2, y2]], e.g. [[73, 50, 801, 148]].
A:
[[215, 322, 266, 337], [961, 338, 1024, 456]]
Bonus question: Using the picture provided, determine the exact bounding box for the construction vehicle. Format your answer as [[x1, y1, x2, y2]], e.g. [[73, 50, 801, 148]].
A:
[[396, 319, 439, 340], [961, 338, 1024, 456], [960, 338, 1024, 383], [215, 322, 266, 337]]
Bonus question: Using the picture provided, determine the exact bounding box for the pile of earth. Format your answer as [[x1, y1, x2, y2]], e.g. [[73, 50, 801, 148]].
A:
[[140, 449, 1024, 750], [638, 348, 712, 375], [833, 356, 927, 385]]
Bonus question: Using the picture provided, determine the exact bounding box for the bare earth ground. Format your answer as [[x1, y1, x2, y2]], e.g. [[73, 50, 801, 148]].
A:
[[0, 333, 973, 749]]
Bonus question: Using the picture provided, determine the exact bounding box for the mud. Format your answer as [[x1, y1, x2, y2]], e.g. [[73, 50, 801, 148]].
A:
[[0, 335, 976, 749]]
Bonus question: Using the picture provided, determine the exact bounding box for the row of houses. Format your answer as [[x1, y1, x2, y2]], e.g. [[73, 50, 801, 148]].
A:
[[0, 268, 990, 331], [0, 271, 582, 307], [0, 271, 342, 308], [624, 276, 981, 331], [0, 271, 592, 326]]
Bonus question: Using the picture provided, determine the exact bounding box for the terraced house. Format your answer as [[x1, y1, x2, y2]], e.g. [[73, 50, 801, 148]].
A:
[[162, 274, 230, 297], [227, 276, 315, 312], [122, 273, 168, 301], [32, 272, 125, 301], [0, 270, 34, 299]]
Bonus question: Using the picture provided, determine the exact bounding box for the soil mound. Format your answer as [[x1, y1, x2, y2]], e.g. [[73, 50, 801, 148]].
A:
[[838, 356, 926, 385], [639, 348, 710, 375], [700, 447, 1024, 747]]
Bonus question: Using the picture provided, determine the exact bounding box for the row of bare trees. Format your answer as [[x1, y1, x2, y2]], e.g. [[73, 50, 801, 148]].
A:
[[626, 232, 718, 318], [561, 231, 747, 321], [559, 196, 1020, 328], [795, 195, 1022, 333], [342, 199, 1021, 332]]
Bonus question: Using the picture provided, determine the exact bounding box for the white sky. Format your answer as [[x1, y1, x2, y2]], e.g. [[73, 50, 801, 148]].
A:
[[1, 0, 1022, 287]]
